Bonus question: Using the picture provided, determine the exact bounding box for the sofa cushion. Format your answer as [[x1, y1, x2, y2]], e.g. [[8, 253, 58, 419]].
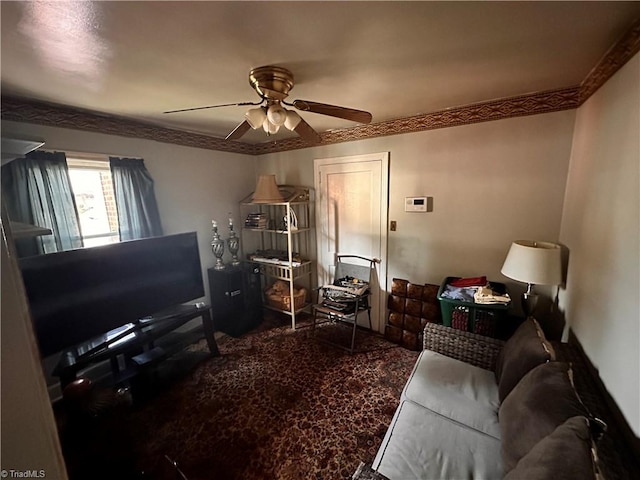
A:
[[499, 362, 589, 472], [504, 416, 596, 480], [402, 349, 501, 439], [373, 399, 503, 480], [495, 317, 555, 402]]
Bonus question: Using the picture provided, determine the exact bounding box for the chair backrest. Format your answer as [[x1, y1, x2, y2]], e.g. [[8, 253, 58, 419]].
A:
[[334, 255, 376, 285]]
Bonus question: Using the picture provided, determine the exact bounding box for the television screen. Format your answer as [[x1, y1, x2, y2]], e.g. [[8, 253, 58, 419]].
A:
[[19, 232, 205, 357]]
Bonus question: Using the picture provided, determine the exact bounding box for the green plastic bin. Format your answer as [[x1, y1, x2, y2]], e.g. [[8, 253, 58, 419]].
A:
[[437, 277, 510, 337]]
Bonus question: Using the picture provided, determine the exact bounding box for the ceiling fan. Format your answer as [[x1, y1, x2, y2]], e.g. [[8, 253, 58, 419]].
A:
[[163, 65, 373, 144]]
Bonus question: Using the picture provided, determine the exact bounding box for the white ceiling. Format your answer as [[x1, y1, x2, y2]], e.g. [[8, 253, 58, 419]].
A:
[[2, 1, 640, 144]]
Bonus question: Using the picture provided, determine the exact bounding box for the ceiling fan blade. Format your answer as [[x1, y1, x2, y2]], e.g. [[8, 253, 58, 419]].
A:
[[225, 120, 252, 141], [163, 101, 258, 114], [292, 117, 322, 144], [292, 100, 372, 124]]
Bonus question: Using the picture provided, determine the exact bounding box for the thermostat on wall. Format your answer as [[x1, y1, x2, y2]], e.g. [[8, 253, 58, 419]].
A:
[[405, 196, 429, 212]]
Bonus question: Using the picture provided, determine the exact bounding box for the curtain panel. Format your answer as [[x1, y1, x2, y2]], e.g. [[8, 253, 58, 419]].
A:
[[109, 157, 163, 241], [1, 151, 83, 256]]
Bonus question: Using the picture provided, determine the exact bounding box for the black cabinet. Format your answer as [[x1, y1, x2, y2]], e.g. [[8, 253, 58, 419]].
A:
[[208, 265, 262, 337]]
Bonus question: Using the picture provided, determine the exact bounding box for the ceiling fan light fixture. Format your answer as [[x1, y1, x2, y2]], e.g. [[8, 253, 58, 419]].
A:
[[169, 66, 371, 143], [266, 104, 287, 126], [263, 119, 280, 134], [245, 107, 267, 129], [284, 110, 302, 131]]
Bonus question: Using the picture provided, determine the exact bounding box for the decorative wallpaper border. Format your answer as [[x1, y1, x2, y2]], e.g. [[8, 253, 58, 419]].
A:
[[0, 98, 255, 155], [252, 87, 581, 155], [2, 18, 638, 156]]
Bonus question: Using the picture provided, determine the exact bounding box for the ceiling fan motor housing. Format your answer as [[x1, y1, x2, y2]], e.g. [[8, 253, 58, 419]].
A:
[[249, 66, 295, 100]]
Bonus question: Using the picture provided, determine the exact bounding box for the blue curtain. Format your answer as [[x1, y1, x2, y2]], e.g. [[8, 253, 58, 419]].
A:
[[1, 151, 83, 256], [109, 157, 163, 241]]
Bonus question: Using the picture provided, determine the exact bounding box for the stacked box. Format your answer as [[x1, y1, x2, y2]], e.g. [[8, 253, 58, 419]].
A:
[[384, 278, 441, 351]]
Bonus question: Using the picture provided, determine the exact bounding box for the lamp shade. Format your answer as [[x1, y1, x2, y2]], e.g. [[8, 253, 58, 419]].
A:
[[263, 119, 280, 134], [267, 104, 287, 126], [284, 110, 302, 131], [245, 107, 267, 129], [251, 174, 284, 203], [501, 240, 562, 286]]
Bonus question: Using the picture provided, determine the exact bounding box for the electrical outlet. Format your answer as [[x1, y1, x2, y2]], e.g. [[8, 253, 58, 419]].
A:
[[390, 220, 397, 231]]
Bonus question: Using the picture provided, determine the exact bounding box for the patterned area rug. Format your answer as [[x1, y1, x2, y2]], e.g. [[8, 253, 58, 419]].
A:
[[127, 315, 419, 480]]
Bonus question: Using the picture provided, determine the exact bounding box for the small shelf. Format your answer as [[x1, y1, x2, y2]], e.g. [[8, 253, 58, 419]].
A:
[[11, 221, 52, 238], [250, 260, 313, 281], [263, 302, 312, 317], [242, 227, 312, 235], [241, 200, 309, 207]]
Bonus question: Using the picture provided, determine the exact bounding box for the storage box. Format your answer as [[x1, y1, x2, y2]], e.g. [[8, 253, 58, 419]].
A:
[[437, 277, 510, 336]]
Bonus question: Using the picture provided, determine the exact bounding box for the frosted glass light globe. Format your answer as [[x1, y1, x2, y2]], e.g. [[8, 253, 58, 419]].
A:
[[267, 104, 287, 126]]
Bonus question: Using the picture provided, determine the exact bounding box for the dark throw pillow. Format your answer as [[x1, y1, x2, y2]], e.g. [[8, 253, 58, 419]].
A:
[[504, 416, 597, 480], [495, 318, 555, 402], [499, 361, 590, 472]]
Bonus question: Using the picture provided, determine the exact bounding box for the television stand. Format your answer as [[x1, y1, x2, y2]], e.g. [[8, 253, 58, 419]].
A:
[[53, 303, 219, 388]]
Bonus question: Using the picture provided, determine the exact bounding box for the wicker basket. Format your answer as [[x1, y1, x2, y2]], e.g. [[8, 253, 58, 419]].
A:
[[265, 287, 307, 312]]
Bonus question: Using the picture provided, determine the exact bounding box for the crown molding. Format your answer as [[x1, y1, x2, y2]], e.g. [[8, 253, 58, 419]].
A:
[[2, 18, 637, 156], [252, 87, 581, 155], [0, 87, 582, 156], [579, 17, 640, 104], [0, 97, 254, 155]]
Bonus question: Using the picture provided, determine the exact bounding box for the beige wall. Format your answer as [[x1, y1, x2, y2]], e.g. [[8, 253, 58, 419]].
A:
[[559, 53, 640, 436], [257, 110, 575, 295], [1, 121, 257, 304]]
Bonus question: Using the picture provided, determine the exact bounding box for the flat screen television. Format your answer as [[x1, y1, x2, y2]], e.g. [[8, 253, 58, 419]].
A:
[[19, 232, 205, 357]]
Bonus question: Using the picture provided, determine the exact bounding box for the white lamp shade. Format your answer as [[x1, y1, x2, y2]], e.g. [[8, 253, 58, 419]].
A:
[[245, 107, 267, 129], [267, 104, 287, 126], [284, 110, 302, 130], [251, 174, 284, 203], [501, 240, 562, 286], [262, 119, 280, 134]]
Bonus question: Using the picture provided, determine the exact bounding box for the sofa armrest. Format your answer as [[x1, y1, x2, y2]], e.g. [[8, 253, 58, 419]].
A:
[[423, 323, 505, 371]]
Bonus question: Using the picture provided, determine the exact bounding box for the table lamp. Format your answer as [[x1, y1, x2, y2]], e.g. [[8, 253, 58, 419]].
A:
[[251, 174, 284, 203], [500, 240, 562, 318]]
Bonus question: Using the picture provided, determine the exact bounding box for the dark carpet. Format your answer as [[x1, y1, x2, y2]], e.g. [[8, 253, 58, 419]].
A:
[[126, 315, 419, 480]]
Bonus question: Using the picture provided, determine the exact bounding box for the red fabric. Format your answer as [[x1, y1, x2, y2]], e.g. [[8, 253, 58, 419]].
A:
[[449, 276, 487, 287]]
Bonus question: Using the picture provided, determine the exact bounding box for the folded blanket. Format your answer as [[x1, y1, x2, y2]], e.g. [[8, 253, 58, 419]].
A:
[[440, 285, 477, 303], [474, 285, 511, 305], [449, 276, 487, 287]]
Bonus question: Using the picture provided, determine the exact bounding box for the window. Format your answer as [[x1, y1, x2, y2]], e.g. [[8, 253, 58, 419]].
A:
[[67, 155, 119, 247]]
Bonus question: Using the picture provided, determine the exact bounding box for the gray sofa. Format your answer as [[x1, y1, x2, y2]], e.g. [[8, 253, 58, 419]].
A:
[[370, 319, 603, 480]]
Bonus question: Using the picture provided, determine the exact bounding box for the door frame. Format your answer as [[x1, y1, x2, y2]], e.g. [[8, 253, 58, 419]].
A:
[[313, 152, 389, 332]]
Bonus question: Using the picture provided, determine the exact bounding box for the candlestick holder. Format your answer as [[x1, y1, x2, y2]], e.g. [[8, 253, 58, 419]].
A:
[[227, 215, 241, 267], [211, 220, 225, 270]]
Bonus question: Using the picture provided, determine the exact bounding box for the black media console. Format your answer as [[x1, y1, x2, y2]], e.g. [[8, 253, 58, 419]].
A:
[[53, 303, 219, 388]]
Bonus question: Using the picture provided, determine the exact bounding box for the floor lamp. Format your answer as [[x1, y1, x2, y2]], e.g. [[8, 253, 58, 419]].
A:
[[501, 240, 562, 318]]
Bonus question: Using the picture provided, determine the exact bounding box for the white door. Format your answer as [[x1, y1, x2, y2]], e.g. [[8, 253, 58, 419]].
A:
[[314, 152, 389, 332]]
